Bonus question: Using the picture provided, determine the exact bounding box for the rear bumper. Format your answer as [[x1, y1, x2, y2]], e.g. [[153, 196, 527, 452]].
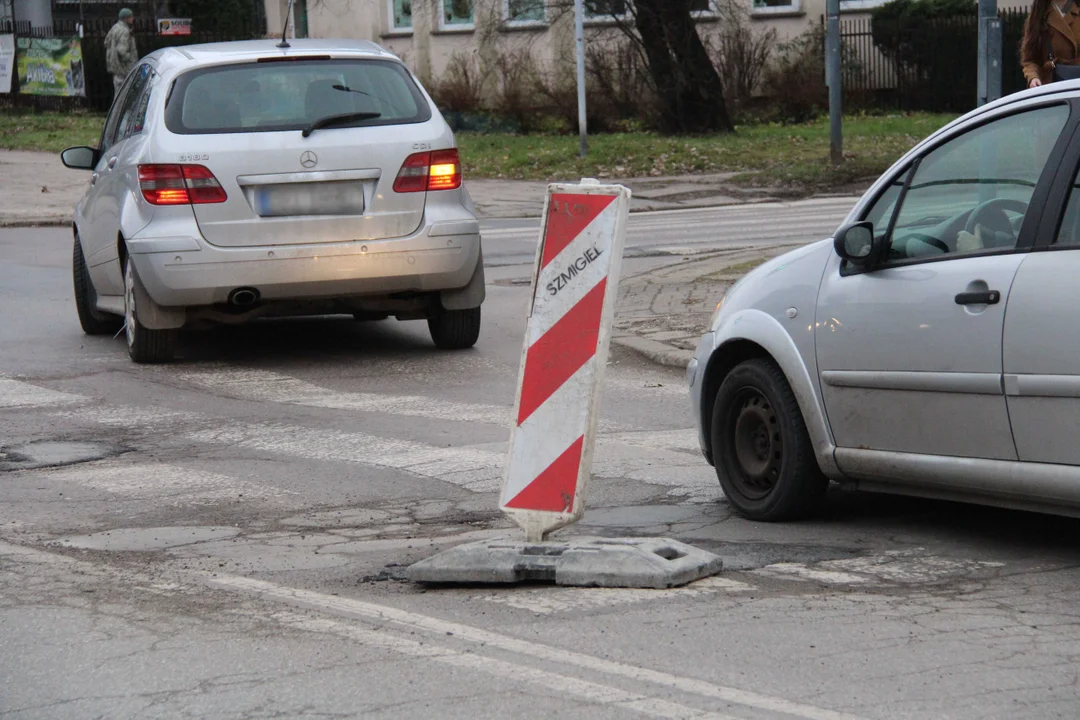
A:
[[128, 222, 481, 307]]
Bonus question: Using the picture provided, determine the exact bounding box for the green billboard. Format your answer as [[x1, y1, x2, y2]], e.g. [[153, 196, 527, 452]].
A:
[[16, 37, 85, 97]]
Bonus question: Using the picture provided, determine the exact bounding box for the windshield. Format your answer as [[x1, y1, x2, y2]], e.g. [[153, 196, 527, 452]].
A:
[[164, 58, 431, 135]]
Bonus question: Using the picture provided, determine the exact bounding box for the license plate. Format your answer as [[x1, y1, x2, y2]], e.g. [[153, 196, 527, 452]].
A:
[[255, 180, 365, 217]]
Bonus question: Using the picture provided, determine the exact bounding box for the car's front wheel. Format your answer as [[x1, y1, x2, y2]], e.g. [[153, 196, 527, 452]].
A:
[[124, 256, 176, 364], [73, 235, 123, 336], [427, 306, 481, 350], [711, 358, 827, 521]]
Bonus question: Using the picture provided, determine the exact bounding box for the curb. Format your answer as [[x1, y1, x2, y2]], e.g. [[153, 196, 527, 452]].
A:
[[0, 216, 70, 228], [612, 335, 692, 370]]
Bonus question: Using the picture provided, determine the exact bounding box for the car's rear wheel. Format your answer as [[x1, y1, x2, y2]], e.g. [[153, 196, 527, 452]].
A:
[[711, 358, 827, 521], [73, 235, 122, 336], [427, 306, 481, 350], [124, 256, 176, 364]]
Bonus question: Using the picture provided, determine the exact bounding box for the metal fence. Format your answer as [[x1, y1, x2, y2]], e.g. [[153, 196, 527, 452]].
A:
[[1, 16, 266, 112], [837, 9, 1030, 112]]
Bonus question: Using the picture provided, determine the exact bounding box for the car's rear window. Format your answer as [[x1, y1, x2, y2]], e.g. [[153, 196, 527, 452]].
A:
[[164, 58, 432, 135]]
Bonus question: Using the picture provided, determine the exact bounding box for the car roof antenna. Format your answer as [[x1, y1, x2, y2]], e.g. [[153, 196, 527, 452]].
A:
[[277, 0, 295, 49]]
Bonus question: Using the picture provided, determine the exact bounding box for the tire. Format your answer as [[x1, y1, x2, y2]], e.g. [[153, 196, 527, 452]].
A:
[[427, 306, 481, 350], [123, 255, 176, 364], [73, 235, 123, 336], [710, 358, 827, 521]]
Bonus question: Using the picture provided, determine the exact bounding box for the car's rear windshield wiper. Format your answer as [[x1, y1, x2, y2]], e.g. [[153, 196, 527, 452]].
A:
[[332, 84, 405, 116], [302, 111, 382, 137]]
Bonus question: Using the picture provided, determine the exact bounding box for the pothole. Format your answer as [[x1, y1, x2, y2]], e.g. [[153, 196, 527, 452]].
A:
[[0, 440, 125, 471]]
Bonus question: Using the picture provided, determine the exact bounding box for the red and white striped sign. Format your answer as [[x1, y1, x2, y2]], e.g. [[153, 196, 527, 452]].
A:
[[500, 182, 631, 541]]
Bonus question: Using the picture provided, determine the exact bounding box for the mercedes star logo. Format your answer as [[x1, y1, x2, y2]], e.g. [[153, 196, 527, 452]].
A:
[[300, 151, 318, 169]]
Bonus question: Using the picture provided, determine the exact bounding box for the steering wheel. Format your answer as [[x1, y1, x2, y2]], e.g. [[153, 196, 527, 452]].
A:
[[903, 232, 950, 254], [964, 198, 1029, 237]]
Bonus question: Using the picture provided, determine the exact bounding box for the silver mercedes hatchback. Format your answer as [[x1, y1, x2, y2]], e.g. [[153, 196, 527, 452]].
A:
[[61, 39, 484, 363]]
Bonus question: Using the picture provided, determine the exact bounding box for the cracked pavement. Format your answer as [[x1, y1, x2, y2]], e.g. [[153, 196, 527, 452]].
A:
[[3, 222, 1080, 719]]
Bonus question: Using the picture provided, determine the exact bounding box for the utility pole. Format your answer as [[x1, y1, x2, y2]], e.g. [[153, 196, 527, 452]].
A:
[[825, 0, 842, 165], [574, 0, 587, 158], [977, 0, 1002, 106]]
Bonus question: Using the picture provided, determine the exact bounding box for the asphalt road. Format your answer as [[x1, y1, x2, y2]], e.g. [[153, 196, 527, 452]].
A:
[[3, 201, 1080, 719]]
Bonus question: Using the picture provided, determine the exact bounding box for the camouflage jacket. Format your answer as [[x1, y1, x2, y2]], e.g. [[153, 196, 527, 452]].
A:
[[104, 21, 138, 78]]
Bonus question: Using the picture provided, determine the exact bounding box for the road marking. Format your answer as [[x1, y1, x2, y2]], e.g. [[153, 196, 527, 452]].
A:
[[207, 573, 867, 720], [0, 540, 851, 719], [186, 421, 506, 491], [54, 402, 713, 498], [755, 551, 1007, 587], [755, 563, 870, 585], [0, 540, 732, 719], [38, 463, 295, 505], [819, 549, 1005, 584], [256, 609, 742, 720], [169, 367, 511, 426], [54, 405, 203, 429], [477, 575, 753, 614], [0, 377, 84, 409]]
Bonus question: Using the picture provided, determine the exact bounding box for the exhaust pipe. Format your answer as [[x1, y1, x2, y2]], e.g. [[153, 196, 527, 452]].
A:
[[228, 287, 260, 307]]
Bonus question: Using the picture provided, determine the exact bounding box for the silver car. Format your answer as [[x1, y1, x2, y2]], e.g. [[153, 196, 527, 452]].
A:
[[61, 40, 484, 363], [690, 83, 1080, 521]]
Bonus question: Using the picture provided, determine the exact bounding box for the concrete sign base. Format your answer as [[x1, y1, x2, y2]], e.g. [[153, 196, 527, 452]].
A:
[[407, 536, 723, 589]]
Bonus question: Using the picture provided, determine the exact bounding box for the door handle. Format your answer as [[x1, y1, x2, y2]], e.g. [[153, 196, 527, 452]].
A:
[[955, 290, 1001, 305], [107, 157, 118, 170], [90, 173, 98, 185]]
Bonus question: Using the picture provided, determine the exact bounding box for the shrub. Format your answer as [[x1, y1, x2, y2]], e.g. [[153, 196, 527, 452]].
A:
[[710, 4, 777, 108], [491, 47, 546, 133], [533, 52, 631, 134], [430, 52, 483, 114], [762, 26, 828, 123], [585, 39, 655, 123]]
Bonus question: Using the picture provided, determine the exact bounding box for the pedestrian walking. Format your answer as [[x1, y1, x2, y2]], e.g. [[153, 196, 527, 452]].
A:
[[1022, 0, 1080, 88], [104, 8, 138, 98]]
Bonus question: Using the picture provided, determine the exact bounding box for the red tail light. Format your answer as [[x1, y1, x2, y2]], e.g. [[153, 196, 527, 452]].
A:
[[393, 149, 462, 193], [392, 153, 430, 193], [138, 164, 227, 205], [181, 165, 228, 204]]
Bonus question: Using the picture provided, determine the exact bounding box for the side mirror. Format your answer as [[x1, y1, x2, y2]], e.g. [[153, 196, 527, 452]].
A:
[[833, 221, 878, 268], [61, 146, 100, 171]]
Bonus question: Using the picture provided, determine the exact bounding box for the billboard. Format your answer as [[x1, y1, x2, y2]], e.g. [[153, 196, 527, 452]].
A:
[[16, 36, 85, 97]]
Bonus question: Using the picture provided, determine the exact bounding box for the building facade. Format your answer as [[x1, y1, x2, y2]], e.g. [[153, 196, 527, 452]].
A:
[[262, 0, 877, 84]]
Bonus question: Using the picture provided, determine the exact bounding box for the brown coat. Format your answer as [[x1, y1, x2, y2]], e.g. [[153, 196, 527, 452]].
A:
[[1022, 4, 1080, 85]]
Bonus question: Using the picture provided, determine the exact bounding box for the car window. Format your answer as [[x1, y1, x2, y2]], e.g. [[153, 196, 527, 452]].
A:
[[867, 105, 1068, 264], [114, 64, 153, 143], [1053, 160, 1080, 247], [128, 67, 156, 137], [164, 59, 432, 135], [862, 176, 904, 238], [100, 74, 136, 154]]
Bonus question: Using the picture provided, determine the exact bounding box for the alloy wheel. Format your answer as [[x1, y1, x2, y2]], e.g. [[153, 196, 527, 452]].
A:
[[124, 259, 136, 348]]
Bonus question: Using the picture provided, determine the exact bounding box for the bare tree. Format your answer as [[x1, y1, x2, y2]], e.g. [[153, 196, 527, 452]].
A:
[[554, 0, 733, 134], [711, 1, 775, 108]]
